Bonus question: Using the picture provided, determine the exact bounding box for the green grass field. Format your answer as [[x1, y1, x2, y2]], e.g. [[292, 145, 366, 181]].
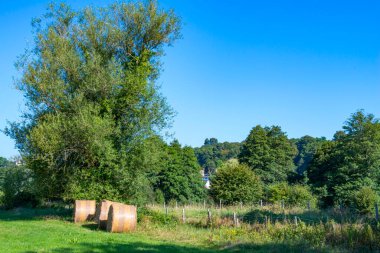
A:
[[0, 208, 221, 253], [0, 206, 378, 253]]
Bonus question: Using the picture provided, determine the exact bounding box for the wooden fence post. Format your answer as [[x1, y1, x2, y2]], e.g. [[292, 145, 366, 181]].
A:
[[307, 200, 311, 210], [175, 201, 178, 209], [260, 199, 263, 207], [281, 200, 284, 209], [219, 199, 222, 209], [294, 216, 298, 226], [182, 208, 186, 223], [207, 209, 212, 225], [165, 207, 168, 215], [233, 212, 237, 227]]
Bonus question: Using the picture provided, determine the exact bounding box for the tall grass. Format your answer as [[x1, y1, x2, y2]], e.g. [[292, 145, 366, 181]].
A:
[[144, 203, 380, 252]]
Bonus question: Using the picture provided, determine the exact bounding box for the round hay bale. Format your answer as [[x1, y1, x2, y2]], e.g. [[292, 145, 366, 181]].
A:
[[74, 200, 96, 223], [94, 200, 114, 229], [106, 203, 137, 233]]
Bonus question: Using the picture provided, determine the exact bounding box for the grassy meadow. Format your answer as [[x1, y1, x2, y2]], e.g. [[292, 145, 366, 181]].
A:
[[1, 204, 379, 253]]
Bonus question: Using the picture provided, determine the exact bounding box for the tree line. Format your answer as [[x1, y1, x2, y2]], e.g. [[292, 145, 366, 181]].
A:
[[3, 109, 379, 213], [1, 1, 378, 214], [198, 110, 380, 213]]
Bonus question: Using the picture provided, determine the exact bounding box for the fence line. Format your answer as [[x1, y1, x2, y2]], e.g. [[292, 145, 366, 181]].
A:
[[147, 201, 379, 226]]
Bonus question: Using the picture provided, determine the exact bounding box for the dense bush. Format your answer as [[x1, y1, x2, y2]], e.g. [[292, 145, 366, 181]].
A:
[[210, 159, 262, 205], [353, 187, 379, 214], [154, 189, 165, 204], [1, 167, 38, 209], [138, 207, 178, 227], [267, 182, 315, 207], [0, 190, 4, 207]]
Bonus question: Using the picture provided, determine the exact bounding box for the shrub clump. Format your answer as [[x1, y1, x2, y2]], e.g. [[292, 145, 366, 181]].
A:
[[267, 182, 315, 207], [353, 186, 379, 214], [138, 207, 178, 227], [1, 166, 39, 209], [210, 159, 262, 205]]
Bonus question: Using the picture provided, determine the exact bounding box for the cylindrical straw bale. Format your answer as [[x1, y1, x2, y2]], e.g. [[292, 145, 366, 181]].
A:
[[95, 200, 115, 229], [106, 204, 137, 233], [74, 200, 96, 223]]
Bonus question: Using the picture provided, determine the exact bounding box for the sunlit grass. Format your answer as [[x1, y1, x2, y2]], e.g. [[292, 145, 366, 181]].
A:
[[0, 205, 378, 252]]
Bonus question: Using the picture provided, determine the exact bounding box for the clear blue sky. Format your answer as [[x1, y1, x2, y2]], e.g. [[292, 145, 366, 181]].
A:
[[0, 0, 379, 158]]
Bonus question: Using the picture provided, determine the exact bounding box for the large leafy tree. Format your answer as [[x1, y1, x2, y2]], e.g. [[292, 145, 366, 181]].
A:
[[306, 140, 339, 206], [308, 111, 380, 206], [238, 125, 297, 184], [155, 140, 205, 203], [5, 1, 181, 203]]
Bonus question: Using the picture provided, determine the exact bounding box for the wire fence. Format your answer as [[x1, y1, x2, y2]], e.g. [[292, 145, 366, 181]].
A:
[[146, 201, 379, 227]]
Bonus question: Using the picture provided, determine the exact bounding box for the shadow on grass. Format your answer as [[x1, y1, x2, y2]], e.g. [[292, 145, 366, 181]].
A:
[[81, 223, 100, 231], [23, 241, 327, 253], [0, 207, 72, 221]]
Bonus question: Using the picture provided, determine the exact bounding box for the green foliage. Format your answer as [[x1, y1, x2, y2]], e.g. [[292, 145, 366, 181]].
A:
[[0, 157, 14, 187], [0, 157, 15, 207], [288, 185, 315, 207], [267, 182, 289, 203], [353, 187, 379, 214], [194, 138, 241, 175], [308, 110, 380, 207], [238, 125, 297, 184], [0, 167, 10, 188], [267, 182, 314, 207], [5, 1, 181, 204], [138, 207, 178, 226], [155, 140, 205, 203], [1, 166, 38, 209], [0, 191, 3, 207], [210, 159, 262, 205], [154, 189, 165, 204], [0, 157, 13, 168], [306, 140, 338, 206], [290, 136, 327, 183]]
